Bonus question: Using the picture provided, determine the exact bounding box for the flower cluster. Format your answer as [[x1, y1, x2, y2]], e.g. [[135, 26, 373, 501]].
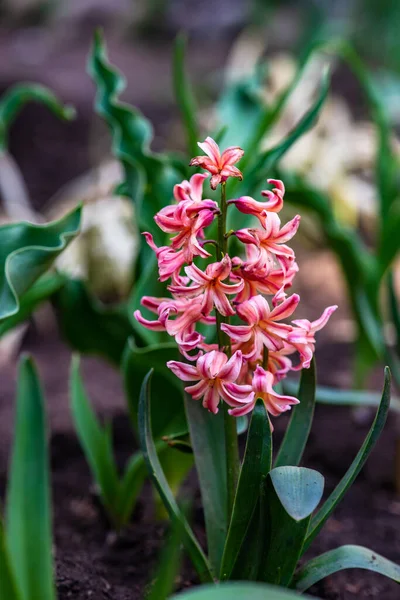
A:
[[135, 137, 337, 427]]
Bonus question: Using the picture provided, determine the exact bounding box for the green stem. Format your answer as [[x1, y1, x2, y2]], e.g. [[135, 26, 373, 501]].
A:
[[217, 182, 240, 519]]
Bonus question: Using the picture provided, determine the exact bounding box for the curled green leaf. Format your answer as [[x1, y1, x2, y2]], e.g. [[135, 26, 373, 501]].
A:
[[0, 205, 81, 321], [0, 83, 75, 152]]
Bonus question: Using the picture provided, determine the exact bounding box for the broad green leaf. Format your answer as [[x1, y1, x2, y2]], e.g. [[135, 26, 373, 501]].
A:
[[54, 278, 132, 366], [259, 467, 324, 586], [0, 205, 81, 321], [6, 355, 55, 600], [293, 545, 400, 592], [304, 367, 391, 551], [122, 339, 186, 438], [173, 33, 199, 158], [184, 391, 227, 574], [0, 83, 75, 152], [0, 520, 20, 600], [138, 370, 213, 583], [275, 358, 316, 467], [269, 467, 324, 522], [377, 200, 400, 277], [0, 272, 65, 338], [70, 356, 122, 526], [220, 399, 272, 580], [170, 582, 318, 599]]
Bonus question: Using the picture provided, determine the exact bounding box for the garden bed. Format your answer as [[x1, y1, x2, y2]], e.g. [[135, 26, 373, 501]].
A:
[[1, 332, 399, 599]]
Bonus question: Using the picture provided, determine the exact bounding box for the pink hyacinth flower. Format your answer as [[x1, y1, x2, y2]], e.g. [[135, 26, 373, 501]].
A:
[[228, 179, 285, 228], [167, 350, 254, 414], [288, 305, 338, 368], [228, 366, 299, 427], [221, 293, 300, 360], [168, 255, 244, 317], [235, 213, 300, 272], [190, 137, 244, 189]]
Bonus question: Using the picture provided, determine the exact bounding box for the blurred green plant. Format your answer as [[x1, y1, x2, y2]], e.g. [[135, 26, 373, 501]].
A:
[[0, 355, 55, 600]]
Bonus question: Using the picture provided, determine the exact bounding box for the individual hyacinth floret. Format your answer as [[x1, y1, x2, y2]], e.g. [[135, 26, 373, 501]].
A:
[[134, 137, 337, 428]]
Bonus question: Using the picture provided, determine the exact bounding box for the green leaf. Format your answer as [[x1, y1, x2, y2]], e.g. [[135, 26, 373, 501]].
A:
[[220, 399, 272, 580], [293, 545, 400, 593], [248, 67, 330, 189], [70, 356, 122, 526], [275, 357, 316, 467], [138, 370, 214, 583], [0, 272, 66, 338], [147, 518, 184, 600], [282, 378, 400, 413], [259, 467, 324, 586], [0, 83, 75, 152], [269, 467, 324, 522], [88, 29, 151, 207], [173, 33, 199, 158], [88, 29, 180, 233], [170, 582, 318, 599], [54, 278, 133, 366], [184, 392, 227, 575], [116, 452, 148, 526], [123, 339, 186, 438], [304, 367, 391, 551], [388, 271, 400, 357], [6, 355, 55, 600], [0, 205, 81, 321], [0, 520, 20, 600]]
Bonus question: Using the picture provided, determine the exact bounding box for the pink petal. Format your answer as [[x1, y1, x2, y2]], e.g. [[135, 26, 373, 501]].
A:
[[220, 146, 244, 167], [134, 310, 165, 331], [197, 137, 221, 163], [220, 381, 255, 406], [270, 294, 300, 321], [218, 350, 243, 381], [166, 360, 199, 381], [202, 384, 220, 413]]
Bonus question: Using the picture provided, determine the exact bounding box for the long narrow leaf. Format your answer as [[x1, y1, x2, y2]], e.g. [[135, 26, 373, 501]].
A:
[[249, 67, 330, 189], [138, 370, 214, 583], [220, 399, 272, 580], [70, 356, 121, 525], [173, 33, 199, 158], [293, 545, 400, 592], [304, 367, 391, 551], [275, 358, 316, 467], [0, 519, 20, 600], [184, 391, 227, 575], [6, 355, 55, 600]]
